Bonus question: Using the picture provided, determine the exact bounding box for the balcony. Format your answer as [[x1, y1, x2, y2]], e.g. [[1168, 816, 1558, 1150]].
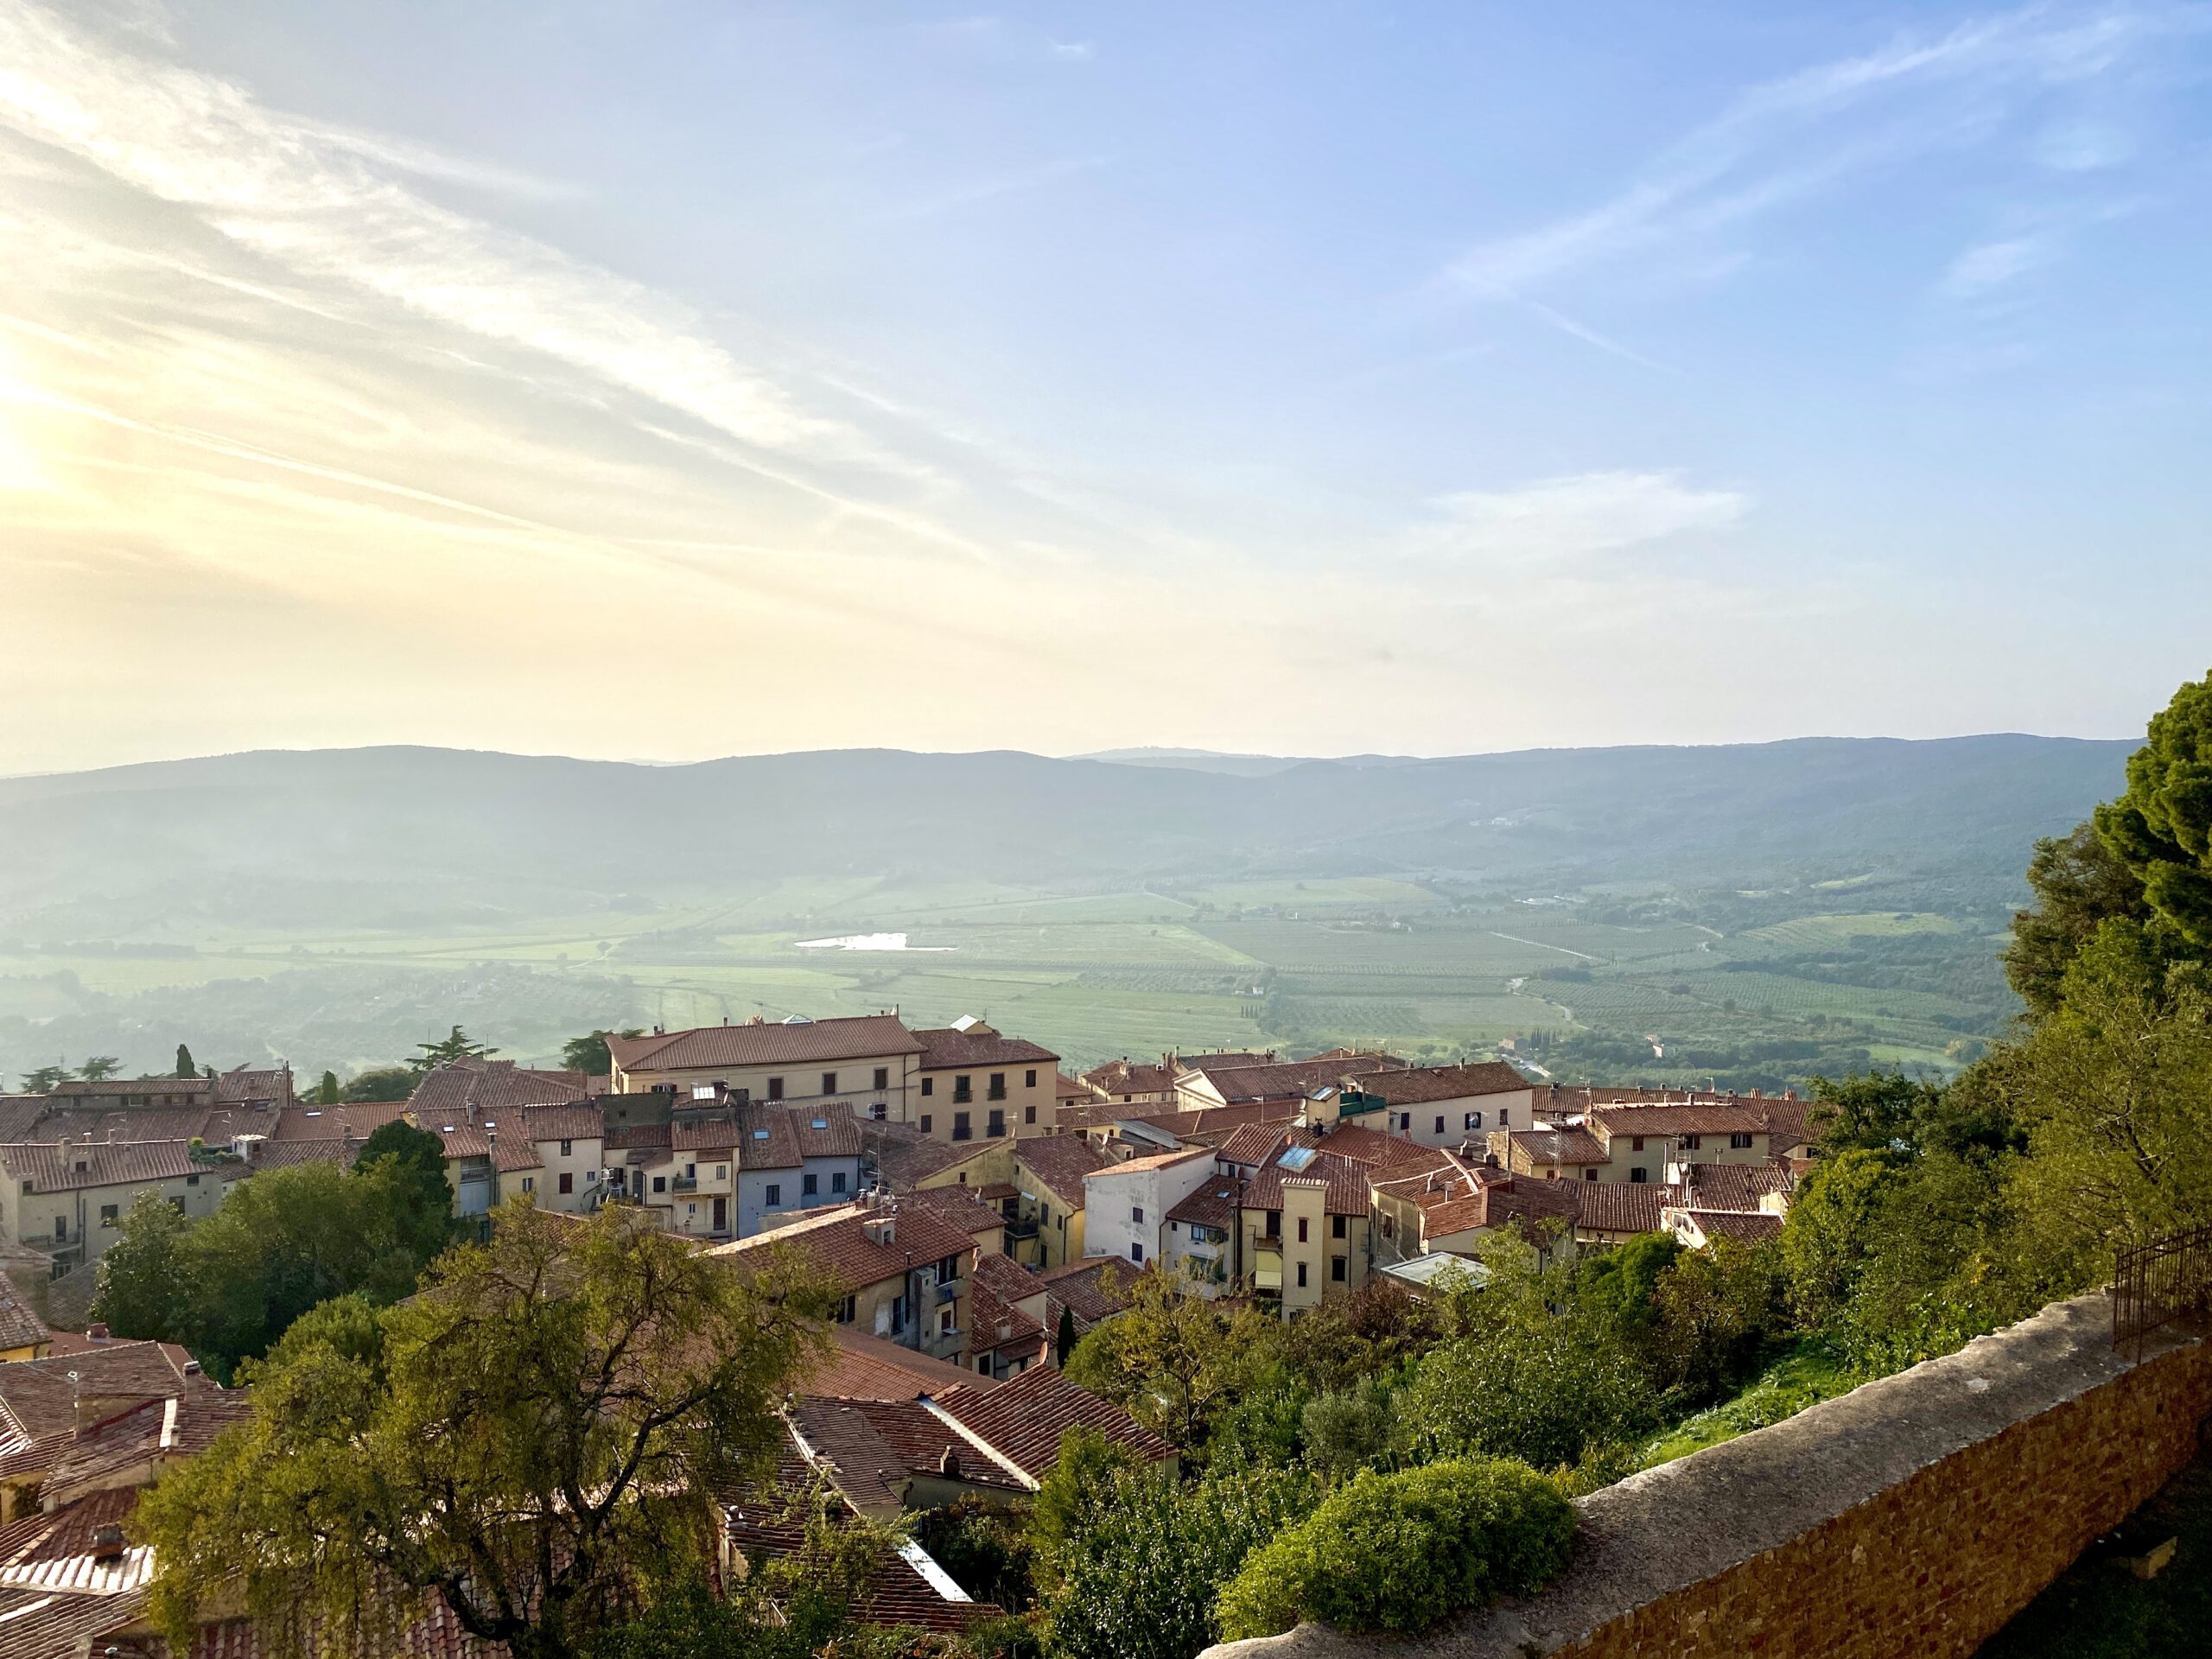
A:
[[986, 1123, 1007, 1139], [1003, 1216, 1039, 1241], [934, 1276, 964, 1305], [922, 1325, 965, 1361], [671, 1176, 698, 1193]]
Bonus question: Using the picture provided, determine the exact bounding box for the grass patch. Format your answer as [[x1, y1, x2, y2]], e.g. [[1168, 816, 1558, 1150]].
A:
[[1638, 1340, 1855, 1468]]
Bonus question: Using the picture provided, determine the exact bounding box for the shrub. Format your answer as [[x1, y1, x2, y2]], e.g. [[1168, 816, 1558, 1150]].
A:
[[1213, 1459, 1573, 1640]]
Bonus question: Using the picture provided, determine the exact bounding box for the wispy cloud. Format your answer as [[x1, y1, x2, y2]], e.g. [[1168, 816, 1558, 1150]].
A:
[[1408, 471, 1749, 564], [1940, 234, 2052, 297], [1440, 2, 2201, 300], [887, 154, 1109, 222]]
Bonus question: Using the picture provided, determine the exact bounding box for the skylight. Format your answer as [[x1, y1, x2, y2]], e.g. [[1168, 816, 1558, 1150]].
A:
[[1278, 1146, 1316, 1172]]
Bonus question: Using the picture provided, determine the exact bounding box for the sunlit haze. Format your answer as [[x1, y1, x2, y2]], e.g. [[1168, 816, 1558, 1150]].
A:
[[3, 0, 2209, 772]]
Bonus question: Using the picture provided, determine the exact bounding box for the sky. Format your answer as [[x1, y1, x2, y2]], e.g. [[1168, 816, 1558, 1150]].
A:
[[1, 0, 2209, 772]]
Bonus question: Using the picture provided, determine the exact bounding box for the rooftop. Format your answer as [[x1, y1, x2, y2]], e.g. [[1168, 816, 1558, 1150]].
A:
[[608, 1014, 923, 1074]]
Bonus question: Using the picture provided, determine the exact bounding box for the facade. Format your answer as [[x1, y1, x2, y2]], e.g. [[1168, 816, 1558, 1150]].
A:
[[607, 1014, 924, 1122], [1237, 1144, 1378, 1317], [1163, 1171, 1243, 1294], [1335, 1060, 1534, 1147], [1009, 1136, 1110, 1269], [1173, 1052, 1396, 1112], [617, 1099, 863, 1240], [910, 1020, 1061, 1141], [715, 1196, 980, 1364], [0, 1141, 245, 1274], [1081, 1145, 1214, 1269]]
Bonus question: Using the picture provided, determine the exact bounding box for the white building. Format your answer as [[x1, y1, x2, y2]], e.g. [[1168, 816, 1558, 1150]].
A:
[[1080, 1145, 1214, 1270]]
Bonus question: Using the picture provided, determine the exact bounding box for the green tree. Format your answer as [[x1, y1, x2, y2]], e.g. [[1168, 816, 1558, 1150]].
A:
[[1804, 1070, 1943, 1154], [317, 1071, 340, 1105], [562, 1029, 645, 1077], [1062, 1266, 1279, 1455], [1778, 1148, 1895, 1332], [1027, 1427, 1140, 1583], [358, 1119, 461, 1259], [910, 1495, 1037, 1611], [90, 1192, 194, 1341], [1041, 1460, 1308, 1659], [79, 1055, 122, 1082], [1299, 1379, 1397, 1482], [180, 1155, 462, 1378], [342, 1065, 416, 1103], [410, 1026, 495, 1077], [1054, 1304, 1077, 1369], [133, 1202, 831, 1659], [2097, 670, 2212, 950], [2005, 822, 2154, 1018], [21, 1065, 73, 1094], [175, 1043, 197, 1079]]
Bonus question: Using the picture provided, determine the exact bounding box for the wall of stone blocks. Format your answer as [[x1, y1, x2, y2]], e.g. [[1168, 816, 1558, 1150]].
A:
[[1205, 1293, 2212, 1659]]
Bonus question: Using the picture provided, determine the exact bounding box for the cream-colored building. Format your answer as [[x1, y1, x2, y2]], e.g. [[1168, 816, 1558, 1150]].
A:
[[715, 1196, 980, 1365], [607, 1015, 925, 1122], [910, 1020, 1061, 1141], [0, 1141, 246, 1273], [1009, 1136, 1110, 1270], [1497, 1103, 1775, 1186], [1335, 1061, 1535, 1147]]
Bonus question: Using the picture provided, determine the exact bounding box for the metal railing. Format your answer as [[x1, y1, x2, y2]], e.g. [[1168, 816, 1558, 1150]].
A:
[[2113, 1223, 2212, 1360]]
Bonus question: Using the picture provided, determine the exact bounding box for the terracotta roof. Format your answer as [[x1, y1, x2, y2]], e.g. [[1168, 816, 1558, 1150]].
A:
[[933, 1365, 1173, 1474], [0, 1141, 199, 1194], [1350, 1061, 1530, 1104], [1033, 1258, 1135, 1329], [1180, 1053, 1397, 1103], [1373, 1159, 1581, 1242], [1674, 1208, 1786, 1246], [868, 1126, 995, 1191], [17, 1107, 221, 1147], [410, 1061, 588, 1120], [1054, 1072, 1089, 1103], [968, 1272, 1045, 1359], [244, 1138, 352, 1172], [1243, 1146, 1374, 1217], [0, 1274, 48, 1352], [46, 1390, 257, 1508], [791, 1396, 1027, 1508], [0, 1341, 196, 1442], [603, 1122, 671, 1152], [1078, 1059, 1177, 1096], [0, 1098, 48, 1143], [713, 1200, 978, 1295], [902, 1185, 1007, 1240], [1573, 1180, 1677, 1236], [1506, 1125, 1609, 1166], [608, 1015, 923, 1074], [1592, 1103, 1771, 1139], [1060, 1099, 1305, 1140], [1013, 1136, 1113, 1209], [1681, 1162, 1794, 1212], [51, 1077, 213, 1100], [1313, 1122, 1452, 1173], [1089, 1146, 1211, 1180], [804, 1325, 1000, 1402], [970, 1252, 1046, 1309], [518, 1103, 606, 1143], [912, 1026, 1058, 1071], [1166, 1175, 1243, 1230], [1215, 1121, 1314, 1168], [214, 1065, 295, 1107]]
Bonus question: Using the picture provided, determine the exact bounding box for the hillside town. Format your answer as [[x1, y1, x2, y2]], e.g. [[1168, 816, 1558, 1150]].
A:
[[0, 1011, 1821, 1653]]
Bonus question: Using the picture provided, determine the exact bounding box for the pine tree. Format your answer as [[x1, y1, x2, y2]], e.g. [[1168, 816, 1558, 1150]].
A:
[[317, 1071, 340, 1105], [1057, 1303, 1079, 1369], [175, 1044, 196, 1079]]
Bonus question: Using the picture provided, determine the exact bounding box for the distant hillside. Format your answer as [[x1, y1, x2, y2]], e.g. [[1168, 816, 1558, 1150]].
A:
[[0, 736, 2133, 938]]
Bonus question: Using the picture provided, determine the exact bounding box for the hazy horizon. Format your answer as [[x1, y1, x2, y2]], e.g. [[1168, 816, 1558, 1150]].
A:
[[3, 1, 2209, 774]]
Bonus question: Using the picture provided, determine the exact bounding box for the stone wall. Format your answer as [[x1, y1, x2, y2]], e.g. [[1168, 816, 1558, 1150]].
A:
[[1205, 1293, 2212, 1659]]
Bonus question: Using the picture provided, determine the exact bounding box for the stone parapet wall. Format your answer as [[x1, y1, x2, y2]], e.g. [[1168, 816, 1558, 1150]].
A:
[[1205, 1293, 2212, 1659]]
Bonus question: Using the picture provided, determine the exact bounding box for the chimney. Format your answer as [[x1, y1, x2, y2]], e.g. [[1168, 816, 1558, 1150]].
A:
[[91, 1523, 125, 1564], [938, 1446, 963, 1479], [87, 1323, 109, 1342]]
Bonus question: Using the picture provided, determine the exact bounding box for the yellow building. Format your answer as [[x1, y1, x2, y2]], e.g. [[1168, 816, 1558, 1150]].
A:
[[1009, 1136, 1110, 1270], [910, 1020, 1062, 1141], [607, 1014, 925, 1122]]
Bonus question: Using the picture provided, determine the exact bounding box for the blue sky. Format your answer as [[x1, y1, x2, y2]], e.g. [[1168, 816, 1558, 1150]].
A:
[[0, 0, 2207, 769]]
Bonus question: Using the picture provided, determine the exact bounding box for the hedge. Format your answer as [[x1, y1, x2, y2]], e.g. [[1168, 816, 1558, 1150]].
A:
[[1213, 1459, 1574, 1640]]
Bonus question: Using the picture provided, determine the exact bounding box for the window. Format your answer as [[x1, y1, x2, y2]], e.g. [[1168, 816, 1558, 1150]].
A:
[[870, 1103, 887, 1121], [1332, 1214, 1347, 1239], [920, 1114, 932, 1134], [987, 1109, 1005, 1138], [55, 1217, 66, 1240], [1332, 1255, 1346, 1282], [1041, 1204, 1052, 1224], [766, 1077, 784, 1102], [1265, 1209, 1281, 1237], [1584, 1167, 1598, 1180], [1297, 1217, 1309, 1243], [1025, 1068, 1038, 1088], [1382, 1214, 1394, 1239], [1130, 1242, 1145, 1262], [766, 1183, 782, 1205], [1131, 1205, 1145, 1224], [874, 1066, 890, 1091], [1499, 1109, 1510, 1127], [1465, 1110, 1483, 1130], [652, 1175, 667, 1193], [922, 1077, 936, 1098], [837, 1294, 856, 1325], [832, 1171, 847, 1193], [938, 1306, 956, 1334], [559, 1171, 575, 1195], [953, 1111, 971, 1141], [1682, 1134, 1703, 1151], [1631, 1135, 1645, 1152], [186, 1173, 200, 1187], [1434, 1116, 1446, 1135], [978, 1357, 992, 1373], [716, 1165, 728, 1179], [804, 1173, 819, 1197], [685, 1163, 696, 1179], [822, 1071, 837, 1095], [954, 1075, 973, 1103], [1024, 1104, 1036, 1125], [19, 1179, 31, 1196], [99, 1204, 118, 1228], [988, 1072, 1006, 1101], [1730, 1132, 1755, 1150], [1630, 1167, 1649, 1184], [559, 1138, 572, 1157], [521, 1176, 535, 1193], [1296, 1262, 1308, 1288]]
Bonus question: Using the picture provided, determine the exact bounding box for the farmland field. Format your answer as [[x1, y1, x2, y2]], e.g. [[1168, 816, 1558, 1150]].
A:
[[0, 860, 2027, 1094]]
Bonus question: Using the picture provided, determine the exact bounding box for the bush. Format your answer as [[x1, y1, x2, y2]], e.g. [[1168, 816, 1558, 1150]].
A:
[[1213, 1459, 1574, 1640]]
